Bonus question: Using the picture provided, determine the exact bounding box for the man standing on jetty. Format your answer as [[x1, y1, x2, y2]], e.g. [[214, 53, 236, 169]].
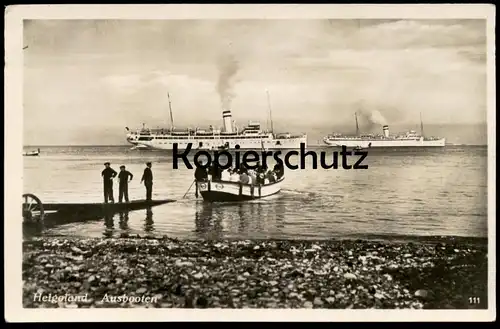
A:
[[140, 162, 153, 201], [101, 162, 117, 203], [118, 165, 133, 203]]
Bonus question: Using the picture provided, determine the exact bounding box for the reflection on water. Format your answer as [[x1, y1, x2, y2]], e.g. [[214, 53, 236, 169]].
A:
[[192, 199, 288, 240], [99, 208, 155, 239], [119, 211, 129, 231], [144, 207, 154, 235], [103, 212, 114, 239], [194, 203, 223, 240]]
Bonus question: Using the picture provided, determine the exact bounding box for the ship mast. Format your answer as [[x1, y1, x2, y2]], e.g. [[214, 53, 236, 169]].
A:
[[266, 90, 274, 133], [355, 112, 360, 136], [167, 92, 174, 130], [420, 112, 424, 136]]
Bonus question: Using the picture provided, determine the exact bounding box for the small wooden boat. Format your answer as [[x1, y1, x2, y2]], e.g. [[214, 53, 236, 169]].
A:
[[23, 148, 40, 156], [196, 177, 284, 202], [130, 144, 149, 150]]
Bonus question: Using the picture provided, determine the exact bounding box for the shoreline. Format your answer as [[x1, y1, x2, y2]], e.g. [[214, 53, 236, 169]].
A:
[[23, 235, 488, 309]]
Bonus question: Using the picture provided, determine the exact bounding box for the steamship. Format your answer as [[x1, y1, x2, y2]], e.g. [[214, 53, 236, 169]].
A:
[[125, 93, 307, 151], [323, 112, 446, 148]]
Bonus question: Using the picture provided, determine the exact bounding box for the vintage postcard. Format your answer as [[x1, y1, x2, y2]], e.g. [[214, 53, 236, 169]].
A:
[[5, 4, 496, 322]]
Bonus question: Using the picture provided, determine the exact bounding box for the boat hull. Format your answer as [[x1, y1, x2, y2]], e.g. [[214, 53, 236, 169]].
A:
[[197, 178, 283, 202], [128, 136, 307, 150], [323, 138, 446, 148]]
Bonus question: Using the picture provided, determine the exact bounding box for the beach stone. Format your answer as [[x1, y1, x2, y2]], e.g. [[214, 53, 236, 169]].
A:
[[344, 273, 357, 280], [71, 246, 86, 254], [175, 260, 193, 267], [325, 297, 335, 304], [414, 289, 429, 298], [136, 287, 147, 294], [303, 301, 313, 308], [313, 297, 323, 306]]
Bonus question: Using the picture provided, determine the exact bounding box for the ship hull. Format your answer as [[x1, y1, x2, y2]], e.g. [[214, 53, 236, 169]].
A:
[[129, 136, 308, 150], [323, 138, 446, 148]]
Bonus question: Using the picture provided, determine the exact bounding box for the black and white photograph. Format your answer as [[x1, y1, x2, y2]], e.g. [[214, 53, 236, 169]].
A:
[[5, 4, 496, 322]]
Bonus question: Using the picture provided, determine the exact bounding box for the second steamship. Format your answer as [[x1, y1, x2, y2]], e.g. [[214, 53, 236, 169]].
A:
[[126, 93, 308, 151], [323, 112, 446, 148]]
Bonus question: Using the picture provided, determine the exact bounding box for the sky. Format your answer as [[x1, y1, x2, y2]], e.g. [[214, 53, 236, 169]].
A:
[[23, 19, 487, 145]]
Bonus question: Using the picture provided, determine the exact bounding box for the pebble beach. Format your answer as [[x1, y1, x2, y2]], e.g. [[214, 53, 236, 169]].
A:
[[22, 235, 488, 309]]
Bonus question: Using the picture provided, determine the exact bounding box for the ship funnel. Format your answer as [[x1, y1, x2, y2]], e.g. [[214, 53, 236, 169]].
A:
[[222, 110, 234, 133], [382, 125, 389, 138]]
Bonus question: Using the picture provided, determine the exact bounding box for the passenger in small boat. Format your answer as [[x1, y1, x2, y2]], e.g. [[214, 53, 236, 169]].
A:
[[221, 167, 231, 181], [273, 163, 284, 179], [229, 169, 240, 182], [209, 163, 222, 182], [266, 169, 277, 183], [239, 171, 250, 184], [247, 169, 257, 185], [194, 165, 208, 182], [256, 165, 267, 185]]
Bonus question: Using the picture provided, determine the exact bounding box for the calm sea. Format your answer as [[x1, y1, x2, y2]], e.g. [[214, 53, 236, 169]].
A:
[[22, 145, 488, 240]]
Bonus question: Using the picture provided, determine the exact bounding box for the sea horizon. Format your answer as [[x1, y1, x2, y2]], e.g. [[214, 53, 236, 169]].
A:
[[24, 142, 489, 147]]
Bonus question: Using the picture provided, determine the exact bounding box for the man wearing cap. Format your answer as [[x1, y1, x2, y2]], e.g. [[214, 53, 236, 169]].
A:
[[101, 162, 117, 203], [140, 162, 154, 201], [118, 165, 133, 203]]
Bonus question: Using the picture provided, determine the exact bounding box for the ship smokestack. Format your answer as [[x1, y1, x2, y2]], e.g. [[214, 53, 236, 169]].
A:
[[222, 110, 233, 133], [382, 125, 389, 138]]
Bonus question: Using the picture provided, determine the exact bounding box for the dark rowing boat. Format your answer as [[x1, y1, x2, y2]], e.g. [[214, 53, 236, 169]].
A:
[[196, 177, 284, 202], [43, 199, 174, 216], [23, 148, 40, 157], [22, 193, 175, 224]]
